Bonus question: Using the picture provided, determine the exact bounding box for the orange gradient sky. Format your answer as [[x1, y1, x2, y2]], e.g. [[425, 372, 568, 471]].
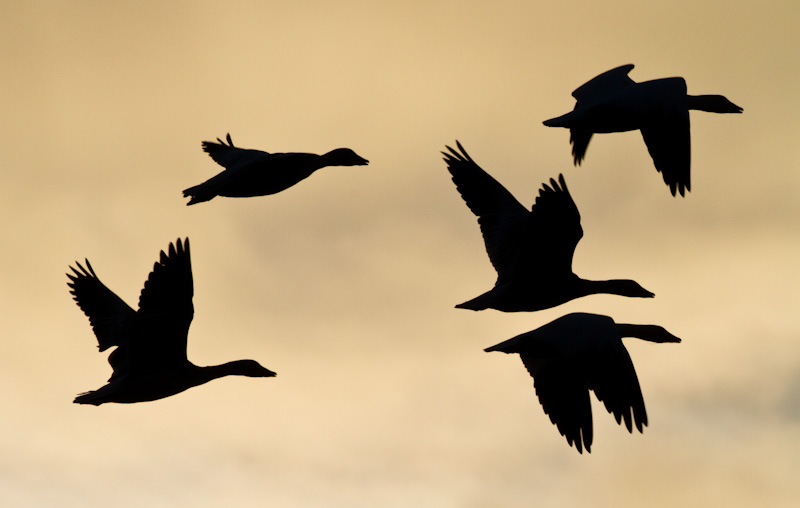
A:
[[1, 1, 799, 506]]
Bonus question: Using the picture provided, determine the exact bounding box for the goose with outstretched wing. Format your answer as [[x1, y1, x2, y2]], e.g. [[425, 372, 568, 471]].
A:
[[444, 142, 653, 312], [485, 312, 681, 453], [543, 64, 742, 196], [68, 238, 276, 405]]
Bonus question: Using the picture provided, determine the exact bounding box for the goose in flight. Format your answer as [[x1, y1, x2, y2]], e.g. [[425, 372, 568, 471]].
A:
[[543, 64, 743, 196], [183, 133, 369, 205], [67, 238, 276, 405], [485, 312, 681, 453], [443, 142, 653, 312]]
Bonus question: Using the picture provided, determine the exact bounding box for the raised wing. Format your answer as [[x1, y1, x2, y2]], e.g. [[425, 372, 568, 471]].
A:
[[521, 354, 594, 453], [202, 133, 270, 169], [572, 64, 636, 103], [67, 260, 136, 352], [134, 238, 194, 365], [443, 142, 530, 282], [526, 174, 583, 278], [589, 343, 648, 433]]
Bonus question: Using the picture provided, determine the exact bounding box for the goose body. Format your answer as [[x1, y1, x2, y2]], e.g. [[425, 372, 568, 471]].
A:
[[67, 238, 276, 405], [485, 312, 681, 453], [443, 142, 653, 312], [543, 64, 743, 196], [183, 133, 369, 205]]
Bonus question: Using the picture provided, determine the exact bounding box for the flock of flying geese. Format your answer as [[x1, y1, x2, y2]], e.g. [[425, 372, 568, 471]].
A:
[[68, 64, 742, 453]]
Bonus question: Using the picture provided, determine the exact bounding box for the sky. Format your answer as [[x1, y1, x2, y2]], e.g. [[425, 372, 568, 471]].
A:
[[1, 0, 799, 506]]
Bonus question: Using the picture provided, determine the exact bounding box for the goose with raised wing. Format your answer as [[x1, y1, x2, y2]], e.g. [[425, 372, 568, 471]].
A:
[[443, 142, 653, 312], [485, 312, 681, 453], [183, 133, 369, 205], [67, 238, 276, 405], [543, 64, 743, 196]]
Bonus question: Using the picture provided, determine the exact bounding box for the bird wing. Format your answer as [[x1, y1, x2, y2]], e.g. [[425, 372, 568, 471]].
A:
[[443, 142, 530, 283], [640, 99, 691, 196], [202, 133, 271, 169], [526, 174, 583, 278], [587, 343, 648, 433], [521, 353, 593, 453], [569, 129, 593, 166], [572, 64, 636, 103], [133, 238, 194, 366], [67, 260, 136, 352]]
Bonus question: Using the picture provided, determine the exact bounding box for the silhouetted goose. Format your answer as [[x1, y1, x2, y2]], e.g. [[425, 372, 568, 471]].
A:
[[443, 142, 653, 312], [543, 64, 743, 196], [183, 133, 369, 205], [67, 238, 276, 405], [485, 312, 681, 453]]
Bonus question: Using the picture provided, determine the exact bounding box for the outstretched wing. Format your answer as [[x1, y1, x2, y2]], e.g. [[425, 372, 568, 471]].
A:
[[521, 354, 594, 453], [443, 142, 529, 283], [67, 260, 136, 352], [202, 133, 270, 169], [589, 343, 648, 433], [640, 81, 691, 196], [526, 174, 582, 278], [134, 238, 194, 366]]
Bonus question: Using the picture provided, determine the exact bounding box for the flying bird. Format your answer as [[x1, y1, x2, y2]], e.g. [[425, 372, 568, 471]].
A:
[[67, 238, 276, 405], [183, 133, 369, 205], [543, 64, 743, 196], [443, 141, 653, 312], [485, 312, 681, 453]]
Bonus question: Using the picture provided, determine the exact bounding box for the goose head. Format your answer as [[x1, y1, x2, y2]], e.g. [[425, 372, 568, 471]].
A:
[[616, 324, 682, 344], [581, 279, 655, 299], [233, 359, 277, 377], [323, 148, 369, 166], [602, 279, 655, 298], [213, 359, 277, 378], [687, 94, 743, 113]]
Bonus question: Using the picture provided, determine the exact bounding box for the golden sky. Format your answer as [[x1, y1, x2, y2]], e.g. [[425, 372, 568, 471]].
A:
[[2, 1, 799, 506]]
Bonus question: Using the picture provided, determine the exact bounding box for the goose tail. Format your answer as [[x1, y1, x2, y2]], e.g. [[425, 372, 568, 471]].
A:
[[454, 293, 493, 311], [182, 183, 216, 206], [73, 390, 104, 406], [543, 110, 578, 127]]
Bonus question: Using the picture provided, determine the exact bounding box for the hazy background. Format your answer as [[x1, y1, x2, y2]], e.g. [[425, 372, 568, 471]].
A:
[[2, 1, 798, 506]]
